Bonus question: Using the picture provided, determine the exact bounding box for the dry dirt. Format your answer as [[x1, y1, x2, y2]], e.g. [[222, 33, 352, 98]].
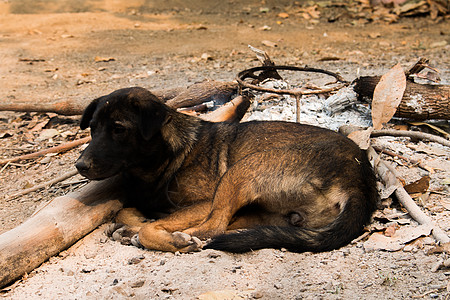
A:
[[0, 1, 450, 299]]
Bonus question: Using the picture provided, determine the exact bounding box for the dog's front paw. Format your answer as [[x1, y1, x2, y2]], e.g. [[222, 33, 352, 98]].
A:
[[105, 223, 139, 246], [171, 231, 203, 252]]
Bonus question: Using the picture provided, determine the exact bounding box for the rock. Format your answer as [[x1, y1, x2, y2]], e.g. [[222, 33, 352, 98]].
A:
[[130, 280, 145, 288], [128, 255, 145, 265], [274, 282, 283, 289], [251, 290, 264, 299]]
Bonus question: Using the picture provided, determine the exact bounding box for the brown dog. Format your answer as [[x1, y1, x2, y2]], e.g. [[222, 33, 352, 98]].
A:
[[76, 87, 378, 253]]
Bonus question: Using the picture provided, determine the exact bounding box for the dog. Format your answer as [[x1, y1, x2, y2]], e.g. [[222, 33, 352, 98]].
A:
[[76, 87, 378, 253]]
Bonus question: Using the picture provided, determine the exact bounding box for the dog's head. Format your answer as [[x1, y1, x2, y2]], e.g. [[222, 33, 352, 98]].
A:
[[76, 87, 169, 180]]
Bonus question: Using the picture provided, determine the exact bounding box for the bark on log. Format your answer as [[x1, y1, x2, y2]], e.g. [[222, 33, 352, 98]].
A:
[[0, 81, 238, 115], [0, 177, 123, 288], [354, 76, 450, 120], [165, 80, 238, 109]]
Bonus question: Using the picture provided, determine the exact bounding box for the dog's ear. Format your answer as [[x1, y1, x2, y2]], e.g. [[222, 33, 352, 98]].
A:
[[80, 98, 100, 129], [138, 98, 170, 141]]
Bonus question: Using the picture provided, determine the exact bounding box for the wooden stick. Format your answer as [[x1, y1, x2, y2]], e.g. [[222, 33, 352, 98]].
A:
[[0, 137, 91, 166], [371, 129, 450, 147], [372, 145, 432, 173], [6, 169, 79, 201], [0, 176, 123, 288], [367, 147, 450, 245]]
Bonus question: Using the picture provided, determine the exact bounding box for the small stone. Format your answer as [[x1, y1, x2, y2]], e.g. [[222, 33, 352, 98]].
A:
[[201, 53, 213, 61], [274, 283, 283, 289], [206, 250, 221, 259], [81, 266, 95, 273], [130, 280, 145, 288], [60, 267, 74, 276], [40, 156, 52, 164], [128, 255, 145, 265], [252, 290, 264, 298]]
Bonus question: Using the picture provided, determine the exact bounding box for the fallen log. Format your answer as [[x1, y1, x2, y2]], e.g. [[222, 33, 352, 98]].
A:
[[354, 76, 450, 120], [0, 176, 123, 288], [165, 80, 238, 109], [0, 80, 238, 115]]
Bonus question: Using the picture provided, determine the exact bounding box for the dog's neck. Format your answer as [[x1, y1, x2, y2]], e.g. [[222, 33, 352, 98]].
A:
[[141, 111, 203, 191]]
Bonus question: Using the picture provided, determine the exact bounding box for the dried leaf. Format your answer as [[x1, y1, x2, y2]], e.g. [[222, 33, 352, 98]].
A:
[[94, 56, 116, 63], [408, 142, 448, 156], [37, 129, 59, 141], [305, 5, 320, 19], [364, 224, 432, 252], [348, 127, 373, 150], [384, 224, 398, 237], [440, 198, 450, 211], [261, 40, 278, 48], [0, 132, 13, 139], [408, 122, 449, 138], [371, 63, 406, 130], [428, 242, 450, 254], [404, 176, 430, 194], [278, 12, 289, 18]]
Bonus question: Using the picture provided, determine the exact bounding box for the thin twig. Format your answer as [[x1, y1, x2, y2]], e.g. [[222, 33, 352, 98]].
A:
[[368, 146, 450, 245], [0, 162, 10, 174], [0, 136, 91, 165], [372, 145, 433, 173], [371, 130, 450, 147], [6, 169, 79, 201]]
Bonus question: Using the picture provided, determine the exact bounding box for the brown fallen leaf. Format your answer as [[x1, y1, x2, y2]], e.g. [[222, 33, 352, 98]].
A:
[[404, 176, 430, 194], [440, 198, 450, 211], [384, 224, 398, 237], [305, 5, 320, 19], [94, 56, 116, 63], [278, 12, 289, 18], [408, 142, 448, 157], [371, 63, 406, 130], [428, 242, 450, 254], [348, 127, 373, 150], [364, 224, 432, 252]]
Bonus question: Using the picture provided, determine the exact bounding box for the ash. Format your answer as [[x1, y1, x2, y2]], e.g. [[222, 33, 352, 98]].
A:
[[245, 79, 373, 132]]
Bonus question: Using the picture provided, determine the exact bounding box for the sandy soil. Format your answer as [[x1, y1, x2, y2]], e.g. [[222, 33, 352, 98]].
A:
[[0, 1, 449, 299]]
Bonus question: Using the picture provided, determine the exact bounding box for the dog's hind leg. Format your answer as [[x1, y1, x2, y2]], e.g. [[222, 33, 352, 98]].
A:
[[182, 150, 287, 239]]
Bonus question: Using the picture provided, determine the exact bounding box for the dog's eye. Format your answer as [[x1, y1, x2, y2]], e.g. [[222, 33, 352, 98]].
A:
[[112, 124, 126, 135]]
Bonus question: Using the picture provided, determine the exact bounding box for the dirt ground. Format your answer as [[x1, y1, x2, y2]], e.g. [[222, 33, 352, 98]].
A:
[[0, 1, 450, 299]]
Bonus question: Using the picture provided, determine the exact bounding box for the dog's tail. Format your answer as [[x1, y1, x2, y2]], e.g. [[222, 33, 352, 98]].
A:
[[205, 189, 377, 253]]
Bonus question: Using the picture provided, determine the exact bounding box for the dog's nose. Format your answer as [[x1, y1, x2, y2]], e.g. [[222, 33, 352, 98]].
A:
[[75, 159, 91, 173]]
